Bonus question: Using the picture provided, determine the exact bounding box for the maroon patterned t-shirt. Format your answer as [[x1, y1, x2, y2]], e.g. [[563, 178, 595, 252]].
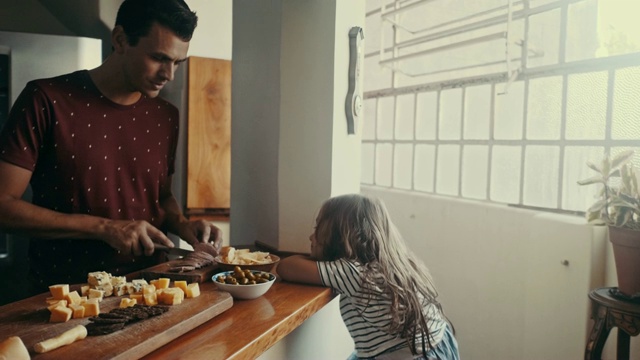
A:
[[0, 70, 178, 290]]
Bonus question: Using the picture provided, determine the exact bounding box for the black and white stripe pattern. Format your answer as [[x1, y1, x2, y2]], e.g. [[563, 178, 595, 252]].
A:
[[318, 259, 446, 358]]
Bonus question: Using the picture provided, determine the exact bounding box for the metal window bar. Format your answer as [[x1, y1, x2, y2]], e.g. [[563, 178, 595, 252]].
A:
[[378, 0, 585, 79]]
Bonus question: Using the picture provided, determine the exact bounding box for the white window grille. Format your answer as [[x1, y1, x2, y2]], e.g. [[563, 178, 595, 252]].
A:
[[362, 0, 640, 213]]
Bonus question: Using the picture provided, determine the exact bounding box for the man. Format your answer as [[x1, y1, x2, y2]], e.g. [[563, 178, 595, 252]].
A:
[[0, 0, 221, 294]]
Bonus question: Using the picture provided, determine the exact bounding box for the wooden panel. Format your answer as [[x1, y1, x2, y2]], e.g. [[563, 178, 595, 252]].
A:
[[187, 56, 231, 210], [0, 283, 233, 360]]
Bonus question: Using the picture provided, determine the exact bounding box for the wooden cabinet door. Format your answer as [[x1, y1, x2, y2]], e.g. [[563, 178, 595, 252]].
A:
[[186, 56, 231, 211]]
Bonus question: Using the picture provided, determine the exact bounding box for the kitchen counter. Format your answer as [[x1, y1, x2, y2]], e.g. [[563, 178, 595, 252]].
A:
[[142, 280, 334, 359], [0, 274, 335, 359]]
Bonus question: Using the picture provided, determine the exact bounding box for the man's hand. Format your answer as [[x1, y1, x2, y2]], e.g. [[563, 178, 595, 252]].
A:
[[175, 219, 223, 254], [102, 220, 174, 256]]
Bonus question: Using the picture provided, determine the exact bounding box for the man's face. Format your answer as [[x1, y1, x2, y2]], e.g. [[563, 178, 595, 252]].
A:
[[122, 22, 189, 98]]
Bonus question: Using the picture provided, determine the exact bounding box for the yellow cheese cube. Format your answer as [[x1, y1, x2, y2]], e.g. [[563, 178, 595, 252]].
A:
[[82, 299, 100, 317], [174, 280, 188, 294], [160, 288, 184, 305], [143, 292, 157, 306], [155, 278, 170, 289], [65, 291, 82, 305], [49, 305, 73, 323], [119, 298, 137, 308], [129, 293, 143, 302], [149, 279, 158, 288], [49, 284, 69, 300], [142, 284, 156, 295], [46, 297, 63, 306], [185, 283, 200, 298], [47, 300, 67, 312], [80, 285, 91, 296], [88, 288, 104, 301], [69, 304, 85, 319]]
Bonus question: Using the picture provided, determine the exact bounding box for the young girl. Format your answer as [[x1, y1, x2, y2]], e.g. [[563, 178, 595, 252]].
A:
[[277, 194, 459, 360]]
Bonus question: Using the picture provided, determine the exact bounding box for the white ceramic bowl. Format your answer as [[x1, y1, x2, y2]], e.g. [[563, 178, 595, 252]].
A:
[[212, 270, 276, 300]]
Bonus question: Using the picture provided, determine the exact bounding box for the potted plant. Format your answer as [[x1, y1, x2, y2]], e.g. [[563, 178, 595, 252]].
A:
[[578, 149, 640, 298]]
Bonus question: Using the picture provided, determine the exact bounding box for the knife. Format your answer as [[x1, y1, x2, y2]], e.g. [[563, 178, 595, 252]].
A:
[[155, 244, 193, 257]]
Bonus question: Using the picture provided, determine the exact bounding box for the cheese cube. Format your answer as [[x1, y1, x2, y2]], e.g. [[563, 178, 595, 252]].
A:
[[155, 278, 170, 290], [87, 271, 111, 287], [49, 305, 73, 323], [129, 294, 143, 303], [185, 283, 200, 298], [47, 300, 67, 312], [88, 288, 105, 301], [174, 280, 188, 294], [80, 284, 91, 296], [119, 298, 137, 308], [96, 283, 114, 297], [46, 297, 62, 305], [69, 304, 85, 319], [142, 284, 156, 295], [49, 284, 69, 300], [160, 288, 184, 305], [82, 299, 100, 316], [143, 292, 157, 306], [110, 276, 127, 286], [65, 291, 82, 305], [128, 279, 148, 294], [113, 283, 128, 297]]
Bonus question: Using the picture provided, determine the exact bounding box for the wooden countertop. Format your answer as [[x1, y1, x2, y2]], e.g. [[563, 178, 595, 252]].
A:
[[142, 280, 334, 359]]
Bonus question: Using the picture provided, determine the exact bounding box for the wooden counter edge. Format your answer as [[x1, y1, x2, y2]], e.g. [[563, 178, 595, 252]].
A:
[[142, 283, 335, 360], [228, 285, 334, 360]]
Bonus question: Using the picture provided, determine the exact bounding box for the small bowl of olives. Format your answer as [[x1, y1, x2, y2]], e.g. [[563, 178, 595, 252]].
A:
[[212, 266, 276, 300]]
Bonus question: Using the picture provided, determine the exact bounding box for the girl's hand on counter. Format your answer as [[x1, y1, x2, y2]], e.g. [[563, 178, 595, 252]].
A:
[[101, 219, 174, 256]]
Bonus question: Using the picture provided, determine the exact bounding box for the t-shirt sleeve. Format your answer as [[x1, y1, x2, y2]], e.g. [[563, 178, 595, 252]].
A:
[[317, 258, 361, 297], [0, 81, 51, 171]]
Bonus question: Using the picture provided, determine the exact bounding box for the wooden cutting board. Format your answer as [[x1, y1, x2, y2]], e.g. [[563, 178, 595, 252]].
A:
[[141, 260, 221, 283], [0, 282, 232, 360]]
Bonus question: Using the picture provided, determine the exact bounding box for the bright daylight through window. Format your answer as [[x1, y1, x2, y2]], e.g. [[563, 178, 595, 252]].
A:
[[361, 0, 640, 213]]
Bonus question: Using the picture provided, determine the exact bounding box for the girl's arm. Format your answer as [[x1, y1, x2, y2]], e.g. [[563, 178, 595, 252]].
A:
[[276, 255, 323, 285]]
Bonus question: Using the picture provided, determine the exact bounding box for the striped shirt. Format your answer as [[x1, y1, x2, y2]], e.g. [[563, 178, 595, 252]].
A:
[[317, 258, 447, 358]]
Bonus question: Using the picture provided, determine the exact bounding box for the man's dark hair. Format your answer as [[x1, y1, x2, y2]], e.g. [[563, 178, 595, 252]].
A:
[[115, 0, 198, 46]]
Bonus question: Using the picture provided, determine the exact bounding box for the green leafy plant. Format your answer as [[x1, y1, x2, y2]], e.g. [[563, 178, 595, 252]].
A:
[[577, 149, 640, 229]]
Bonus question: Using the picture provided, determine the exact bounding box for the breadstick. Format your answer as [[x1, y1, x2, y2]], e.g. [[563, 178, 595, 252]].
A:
[[34, 325, 87, 353]]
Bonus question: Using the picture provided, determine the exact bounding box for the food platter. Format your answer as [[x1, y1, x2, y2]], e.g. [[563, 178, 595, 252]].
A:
[[214, 254, 280, 272]]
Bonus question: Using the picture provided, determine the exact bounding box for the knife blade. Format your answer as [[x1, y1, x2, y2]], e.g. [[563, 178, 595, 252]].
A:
[[155, 244, 193, 257]]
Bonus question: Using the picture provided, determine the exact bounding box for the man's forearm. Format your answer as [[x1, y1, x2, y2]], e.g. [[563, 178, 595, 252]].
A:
[[0, 197, 111, 240]]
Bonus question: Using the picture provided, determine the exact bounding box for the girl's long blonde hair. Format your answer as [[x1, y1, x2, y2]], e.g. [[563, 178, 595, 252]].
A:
[[314, 194, 447, 355]]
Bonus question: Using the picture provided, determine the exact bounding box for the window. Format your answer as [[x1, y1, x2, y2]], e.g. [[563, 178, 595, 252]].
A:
[[362, 0, 640, 213]]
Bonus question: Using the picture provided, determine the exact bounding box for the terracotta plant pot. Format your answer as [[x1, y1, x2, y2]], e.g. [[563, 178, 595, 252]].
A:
[[608, 226, 640, 297]]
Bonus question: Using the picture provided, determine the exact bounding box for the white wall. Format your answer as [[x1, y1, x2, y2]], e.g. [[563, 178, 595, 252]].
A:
[[232, 0, 364, 252], [362, 186, 640, 360], [186, 0, 232, 60], [0, 31, 101, 105]]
